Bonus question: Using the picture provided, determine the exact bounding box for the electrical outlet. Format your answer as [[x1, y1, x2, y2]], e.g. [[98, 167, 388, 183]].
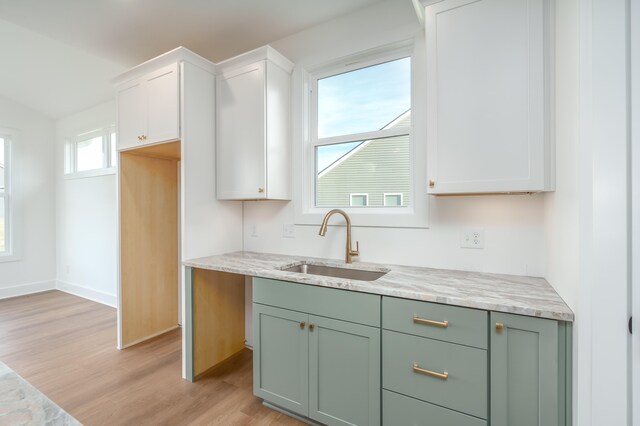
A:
[[460, 229, 484, 249], [283, 224, 295, 238], [250, 224, 258, 238]]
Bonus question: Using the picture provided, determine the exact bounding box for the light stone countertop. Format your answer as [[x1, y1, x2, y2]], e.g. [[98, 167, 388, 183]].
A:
[[184, 251, 574, 322]]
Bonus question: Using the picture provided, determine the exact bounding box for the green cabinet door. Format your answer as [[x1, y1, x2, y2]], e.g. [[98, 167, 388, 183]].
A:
[[253, 303, 309, 415], [490, 312, 560, 426], [309, 315, 381, 426]]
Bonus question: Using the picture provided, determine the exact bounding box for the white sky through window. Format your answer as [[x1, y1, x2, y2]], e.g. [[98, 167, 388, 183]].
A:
[[316, 57, 410, 171]]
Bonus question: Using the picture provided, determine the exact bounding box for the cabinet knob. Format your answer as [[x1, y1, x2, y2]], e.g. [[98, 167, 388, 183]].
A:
[[428, 180, 435, 188], [141, 135, 147, 140], [496, 322, 504, 333], [299, 321, 306, 329], [137, 136, 142, 141], [258, 187, 265, 193], [309, 324, 315, 332]]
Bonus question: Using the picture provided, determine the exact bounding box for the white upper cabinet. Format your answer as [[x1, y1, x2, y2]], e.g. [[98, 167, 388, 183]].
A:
[[116, 63, 179, 150], [425, 0, 554, 194], [216, 46, 294, 200]]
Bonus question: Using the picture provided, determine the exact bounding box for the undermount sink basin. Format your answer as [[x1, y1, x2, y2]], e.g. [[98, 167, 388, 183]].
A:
[[281, 263, 387, 281]]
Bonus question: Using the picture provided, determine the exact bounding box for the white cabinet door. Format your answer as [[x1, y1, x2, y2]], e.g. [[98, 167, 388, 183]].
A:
[[426, 0, 552, 194], [145, 63, 180, 145], [216, 61, 267, 200], [116, 79, 145, 151], [117, 63, 180, 151]]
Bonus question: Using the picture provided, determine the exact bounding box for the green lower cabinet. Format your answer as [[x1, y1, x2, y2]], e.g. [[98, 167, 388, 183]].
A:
[[490, 312, 571, 426], [253, 304, 309, 414], [383, 390, 486, 426], [309, 315, 380, 426], [253, 301, 381, 426]]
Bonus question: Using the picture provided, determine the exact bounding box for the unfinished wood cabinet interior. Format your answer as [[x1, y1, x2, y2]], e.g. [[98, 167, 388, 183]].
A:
[[191, 269, 245, 378], [120, 141, 181, 347]]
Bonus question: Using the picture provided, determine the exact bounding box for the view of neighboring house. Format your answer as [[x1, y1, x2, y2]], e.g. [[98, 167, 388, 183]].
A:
[[317, 109, 411, 208]]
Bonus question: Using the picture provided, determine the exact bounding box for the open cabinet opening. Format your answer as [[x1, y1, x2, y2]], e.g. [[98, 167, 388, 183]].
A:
[[119, 140, 181, 349]]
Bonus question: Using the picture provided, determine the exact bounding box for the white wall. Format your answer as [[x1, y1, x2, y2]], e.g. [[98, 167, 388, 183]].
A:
[[544, 0, 580, 312], [543, 1, 581, 423], [243, 0, 547, 277], [55, 101, 117, 306], [0, 96, 56, 298]]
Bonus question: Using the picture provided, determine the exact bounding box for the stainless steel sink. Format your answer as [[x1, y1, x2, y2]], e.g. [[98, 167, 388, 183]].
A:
[[281, 263, 387, 281]]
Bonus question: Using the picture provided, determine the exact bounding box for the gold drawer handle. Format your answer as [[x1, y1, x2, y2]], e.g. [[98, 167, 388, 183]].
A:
[[413, 315, 449, 328], [413, 363, 449, 380]]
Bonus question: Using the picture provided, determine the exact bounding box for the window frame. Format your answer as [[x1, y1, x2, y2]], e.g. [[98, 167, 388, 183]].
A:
[[383, 192, 404, 207], [293, 40, 429, 228], [349, 193, 369, 207], [0, 134, 12, 258], [65, 126, 117, 179]]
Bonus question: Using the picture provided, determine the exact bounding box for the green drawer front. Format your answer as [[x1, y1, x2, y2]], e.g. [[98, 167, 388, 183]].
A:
[[253, 278, 380, 327], [382, 296, 488, 349], [382, 330, 487, 419], [383, 390, 486, 426]]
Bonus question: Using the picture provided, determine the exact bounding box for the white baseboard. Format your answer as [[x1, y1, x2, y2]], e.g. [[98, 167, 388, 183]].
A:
[[0, 280, 56, 300], [56, 281, 117, 308]]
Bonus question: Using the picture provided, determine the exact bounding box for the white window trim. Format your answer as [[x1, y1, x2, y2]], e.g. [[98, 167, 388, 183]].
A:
[[0, 130, 20, 262], [65, 126, 117, 179], [349, 193, 369, 207], [0, 134, 11, 258], [383, 192, 404, 207], [292, 40, 429, 228]]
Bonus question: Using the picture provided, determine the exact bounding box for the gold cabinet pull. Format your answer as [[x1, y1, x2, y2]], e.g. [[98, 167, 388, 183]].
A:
[[428, 180, 435, 188], [496, 322, 504, 332], [137, 135, 143, 141], [412, 363, 449, 380], [309, 324, 315, 332], [299, 321, 306, 329], [258, 187, 265, 193], [413, 315, 449, 328]]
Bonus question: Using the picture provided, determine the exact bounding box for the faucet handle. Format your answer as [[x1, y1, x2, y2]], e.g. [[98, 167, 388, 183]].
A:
[[352, 241, 360, 256]]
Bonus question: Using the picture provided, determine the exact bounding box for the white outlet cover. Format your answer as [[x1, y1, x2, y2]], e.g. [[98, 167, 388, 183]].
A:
[[460, 229, 484, 249], [283, 224, 295, 238]]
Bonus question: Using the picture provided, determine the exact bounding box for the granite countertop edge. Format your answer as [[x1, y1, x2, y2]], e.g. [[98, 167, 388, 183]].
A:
[[184, 251, 574, 322]]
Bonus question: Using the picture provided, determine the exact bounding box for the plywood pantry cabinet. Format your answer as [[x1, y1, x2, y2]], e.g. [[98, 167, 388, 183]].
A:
[[215, 46, 294, 200], [114, 47, 243, 351], [424, 0, 555, 194]]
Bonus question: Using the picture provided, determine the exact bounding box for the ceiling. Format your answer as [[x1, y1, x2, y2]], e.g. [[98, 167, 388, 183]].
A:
[[0, 0, 390, 119], [0, 0, 387, 67]]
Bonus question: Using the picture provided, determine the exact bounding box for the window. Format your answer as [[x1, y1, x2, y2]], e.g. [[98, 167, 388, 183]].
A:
[[65, 127, 117, 177], [312, 52, 411, 210], [294, 42, 428, 227], [350, 193, 369, 207], [384, 193, 403, 207], [0, 135, 10, 255]]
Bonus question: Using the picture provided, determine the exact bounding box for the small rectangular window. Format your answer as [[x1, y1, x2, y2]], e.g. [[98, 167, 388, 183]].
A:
[[350, 193, 369, 207], [65, 127, 117, 177], [76, 135, 104, 172], [384, 193, 403, 206]]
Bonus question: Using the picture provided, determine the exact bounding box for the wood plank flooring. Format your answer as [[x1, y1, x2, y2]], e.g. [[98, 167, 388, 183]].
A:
[[0, 290, 304, 425]]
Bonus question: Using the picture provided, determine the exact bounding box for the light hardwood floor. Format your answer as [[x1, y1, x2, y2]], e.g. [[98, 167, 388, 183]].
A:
[[0, 290, 304, 425]]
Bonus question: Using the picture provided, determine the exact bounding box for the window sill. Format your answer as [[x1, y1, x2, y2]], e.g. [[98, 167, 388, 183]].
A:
[[0, 254, 21, 263], [64, 167, 116, 180], [294, 205, 429, 229]]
